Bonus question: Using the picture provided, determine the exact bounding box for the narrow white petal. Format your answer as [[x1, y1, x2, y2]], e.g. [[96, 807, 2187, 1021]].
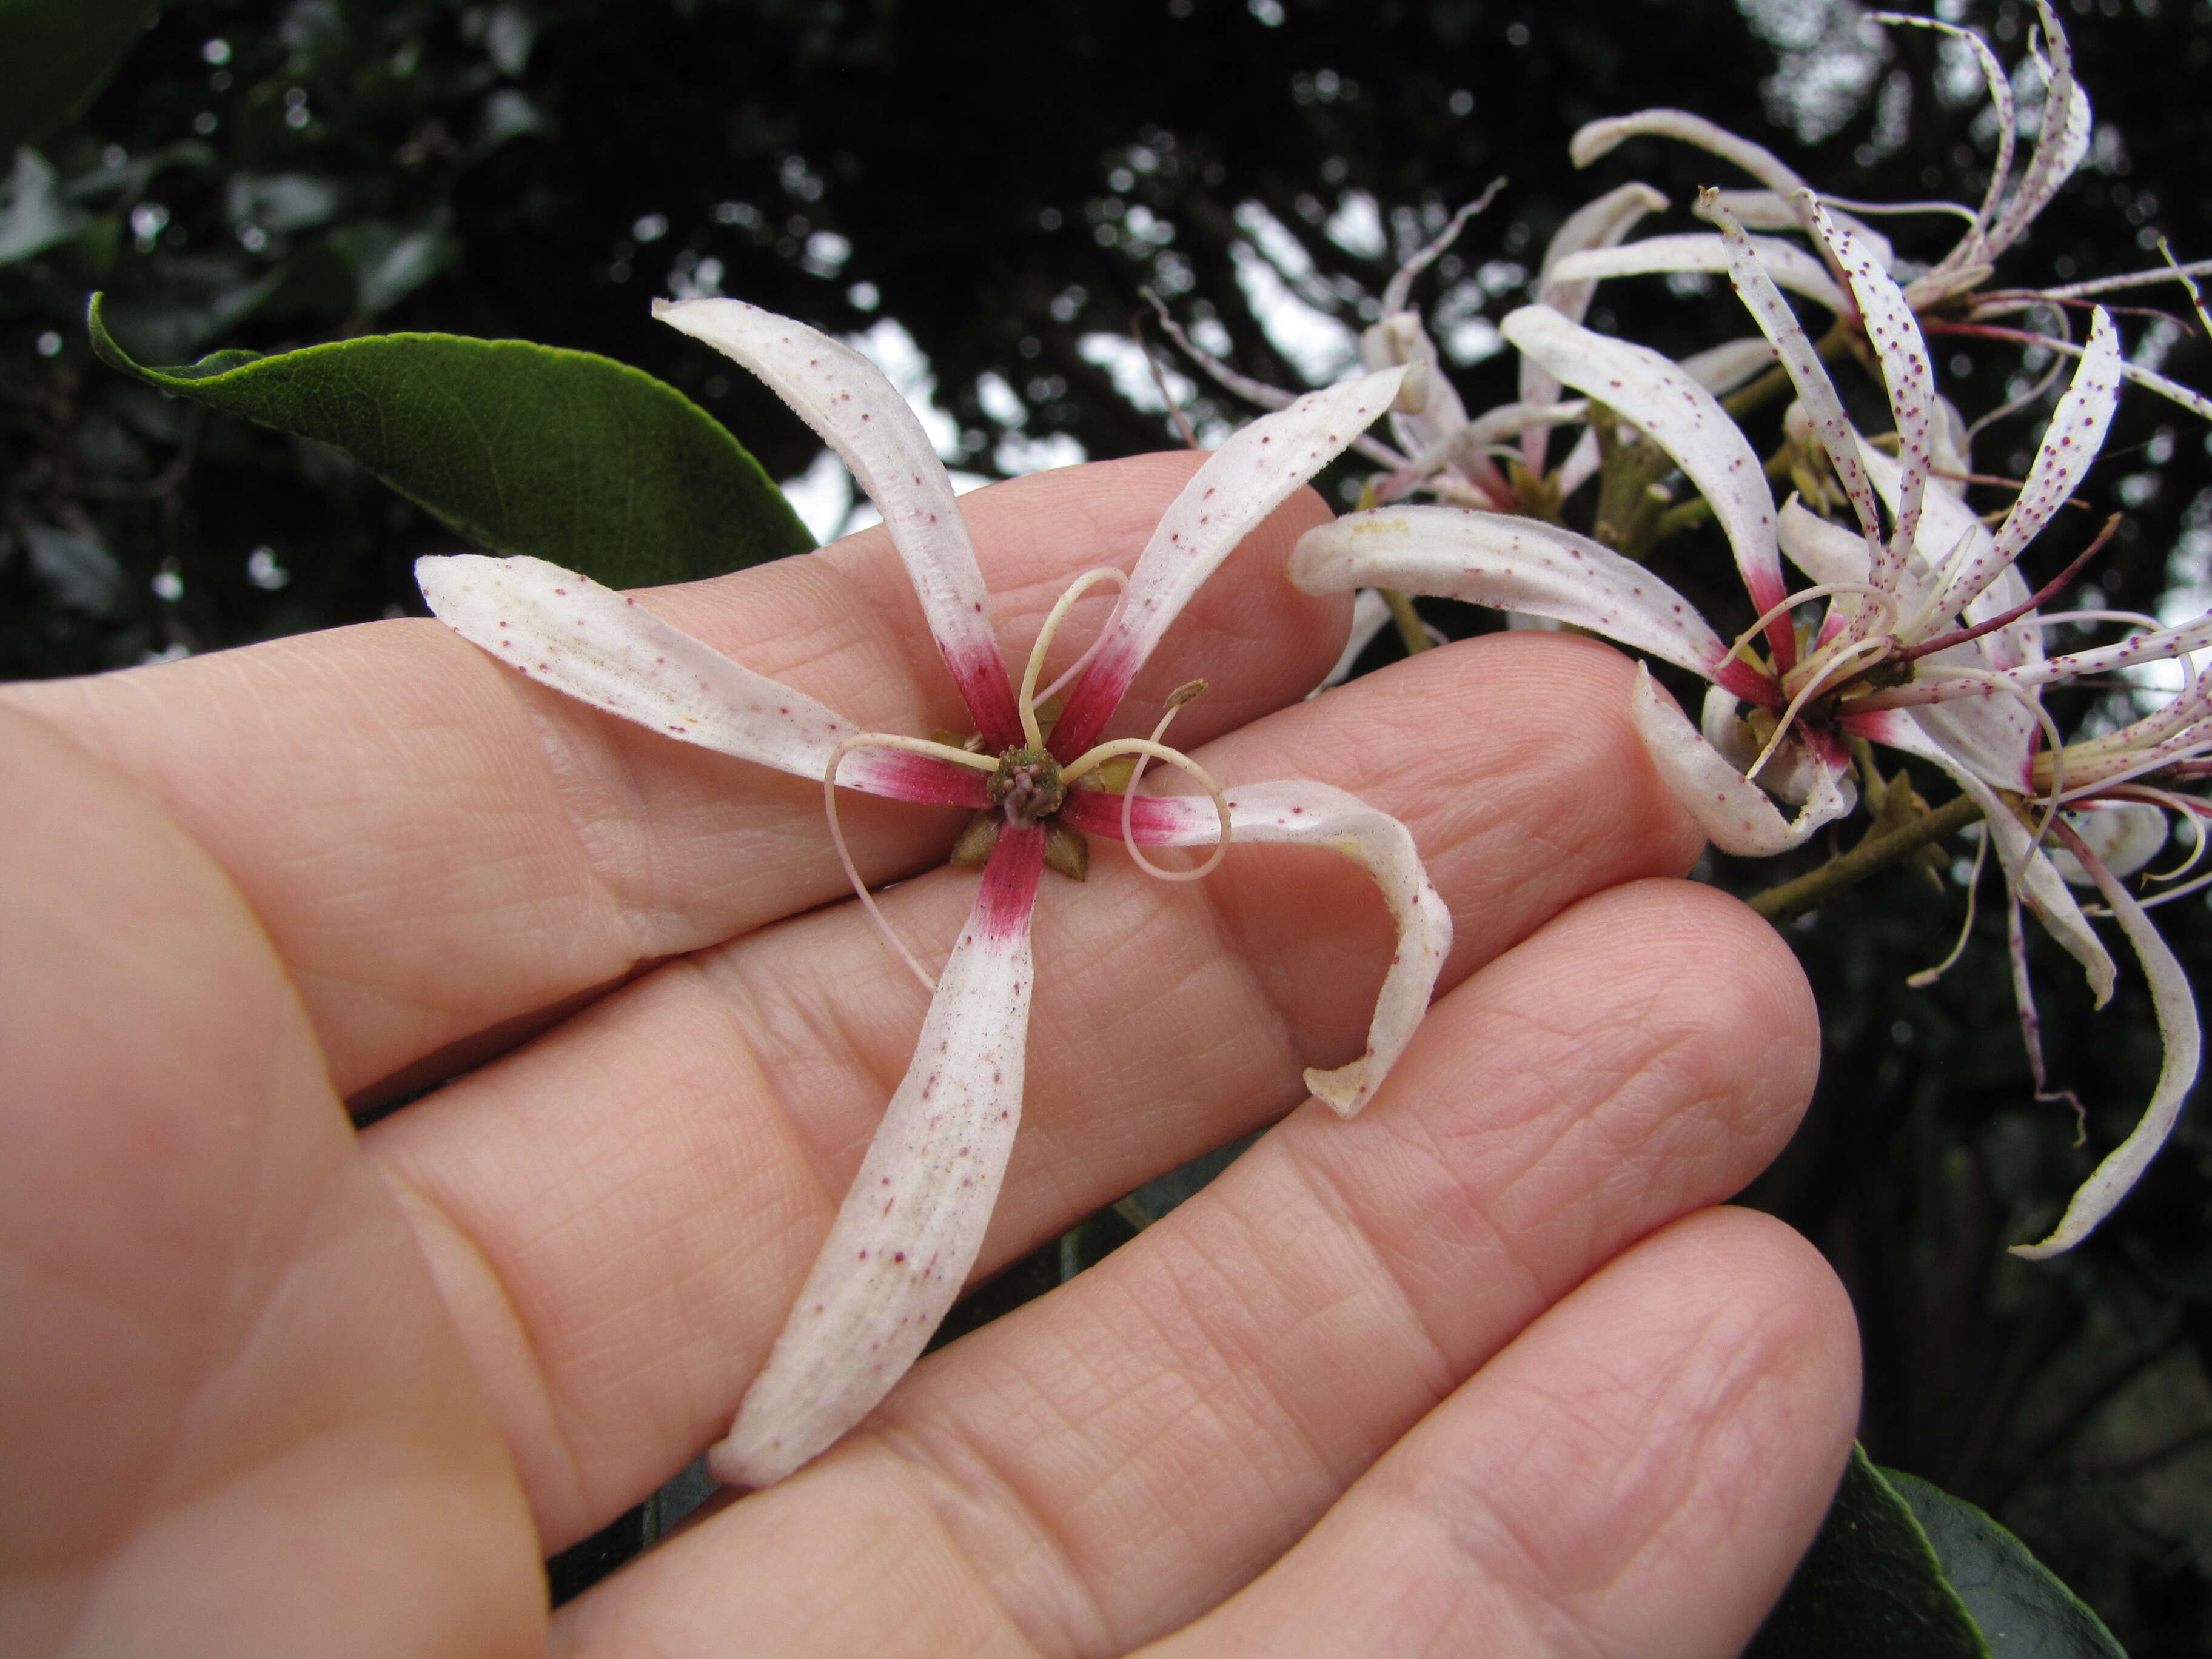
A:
[[1963, 322, 2212, 424], [653, 298, 1021, 743], [1532, 181, 1672, 320], [1548, 233, 1848, 314], [711, 828, 1046, 1487], [2011, 610, 2212, 688], [1680, 337, 1780, 397], [1704, 189, 1896, 270], [1939, 307, 2121, 621], [1984, 3, 2093, 261], [1801, 198, 1936, 586], [2011, 843, 2199, 1259], [1705, 202, 1888, 592], [1872, 12, 2014, 269], [1778, 498, 1872, 588], [1569, 110, 1809, 199], [1521, 181, 1670, 469], [420, 553, 899, 789], [1290, 506, 1774, 703], [1503, 305, 1790, 624], [1629, 665, 1854, 855], [1050, 367, 1406, 757], [1362, 312, 1470, 464], [1062, 780, 1448, 1117], [1865, 711, 2116, 1000]]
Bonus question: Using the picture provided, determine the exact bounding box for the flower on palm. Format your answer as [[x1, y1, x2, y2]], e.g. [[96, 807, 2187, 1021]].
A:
[[417, 300, 1452, 1486]]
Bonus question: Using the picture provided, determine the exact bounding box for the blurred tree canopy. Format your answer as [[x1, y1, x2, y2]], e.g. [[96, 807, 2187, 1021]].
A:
[[5, 0, 2211, 1647]]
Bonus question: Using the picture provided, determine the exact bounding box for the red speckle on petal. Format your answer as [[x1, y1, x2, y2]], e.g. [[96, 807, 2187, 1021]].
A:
[[893, 1252, 906, 1263]]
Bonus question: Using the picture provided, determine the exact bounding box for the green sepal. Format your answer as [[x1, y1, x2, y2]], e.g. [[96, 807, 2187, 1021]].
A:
[[86, 292, 814, 587]]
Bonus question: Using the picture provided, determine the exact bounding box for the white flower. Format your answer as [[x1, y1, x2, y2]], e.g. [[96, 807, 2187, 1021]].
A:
[[417, 300, 1451, 1486], [1549, 2, 2212, 430], [1293, 193, 2202, 1256]]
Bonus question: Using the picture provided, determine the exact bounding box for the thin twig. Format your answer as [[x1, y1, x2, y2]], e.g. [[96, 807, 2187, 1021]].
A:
[[1748, 791, 1984, 922]]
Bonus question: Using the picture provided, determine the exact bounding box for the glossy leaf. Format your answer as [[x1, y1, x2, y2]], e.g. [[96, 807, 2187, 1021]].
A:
[[1885, 1469, 2127, 1658], [87, 293, 813, 585], [0, 0, 160, 154], [1748, 1446, 1990, 1658]]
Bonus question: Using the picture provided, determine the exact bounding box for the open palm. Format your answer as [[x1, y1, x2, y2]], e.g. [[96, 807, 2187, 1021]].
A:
[[1, 454, 1854, 1657]]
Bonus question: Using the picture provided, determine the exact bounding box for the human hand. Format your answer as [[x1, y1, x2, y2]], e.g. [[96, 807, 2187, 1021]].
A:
[[1, 452, 1855, 1657]]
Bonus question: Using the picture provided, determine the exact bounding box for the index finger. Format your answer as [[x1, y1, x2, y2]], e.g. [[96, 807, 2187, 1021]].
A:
[[0, 454, 1346, 1101]]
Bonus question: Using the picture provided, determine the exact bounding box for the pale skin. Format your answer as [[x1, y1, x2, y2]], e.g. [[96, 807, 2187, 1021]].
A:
[[1, 451, 1858, 1658]]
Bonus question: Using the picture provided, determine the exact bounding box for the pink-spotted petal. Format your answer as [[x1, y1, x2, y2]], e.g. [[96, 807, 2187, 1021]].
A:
[[1707, 201, 1889, 599], [1502, 306, 1792, 654], [711, 825, 1047, 1488], [2011, 834, 2199, 1259], [1984, 2, 2093, 261], [1290, 505, 1776, 706], [652, 298, 1022, 746], [1937, 307, 2121, 620], [2010, 608, 2212, 688], [1629, 664, 1854, 855], [1872, 12, 2014, 272], [416, 554, 985, 805], [1862, 709, 2116, 1001], [1050, 366, 1406, 758], [1703, 189, 1897, 270], [1801, 196, 1937, 588], [1547, 233, 1850, 315], [1059, 780, 1449, 1117]]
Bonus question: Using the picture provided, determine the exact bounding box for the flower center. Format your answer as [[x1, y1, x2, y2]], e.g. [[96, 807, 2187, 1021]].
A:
[[987, 746, 1067, 827]]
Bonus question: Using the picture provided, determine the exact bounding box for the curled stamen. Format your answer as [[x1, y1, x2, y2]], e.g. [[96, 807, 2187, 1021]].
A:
[[1897, 519, 1989, 646], [1747, 636, 1894, 782], [1724, 583, 1899, 672], [1065, 730, 1234, 883], [821, 732, 1002, 994], [1118, 682, 1218, 882], [1019, 568, 1131, 749], [1908, 821, 1989, 989]]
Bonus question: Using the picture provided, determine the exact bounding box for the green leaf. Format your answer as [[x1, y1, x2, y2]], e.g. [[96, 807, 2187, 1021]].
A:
[[1748, 1446, 1991, 1659], [0, 0, 163, 155], [1883, 1470, 2128, 1659], [87, 293, 814, 586]]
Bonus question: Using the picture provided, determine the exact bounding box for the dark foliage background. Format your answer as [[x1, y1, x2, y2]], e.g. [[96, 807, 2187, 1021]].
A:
[[5, 0, 2210, 1646]]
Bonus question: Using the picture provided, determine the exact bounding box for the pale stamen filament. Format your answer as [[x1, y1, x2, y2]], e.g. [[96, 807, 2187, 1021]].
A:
[[821, 732, 1003, 995], [1724, 583, 1900, 674], [1899, 521, 1986, 645], [1118, 685, 1217, 882], [1906, 819, 1989, 990], [1017, 567, 1131, 749], [1746, 637, 1895, 782], [2147, 798, 2208, 884], [1064, 734, 1234, 882]]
